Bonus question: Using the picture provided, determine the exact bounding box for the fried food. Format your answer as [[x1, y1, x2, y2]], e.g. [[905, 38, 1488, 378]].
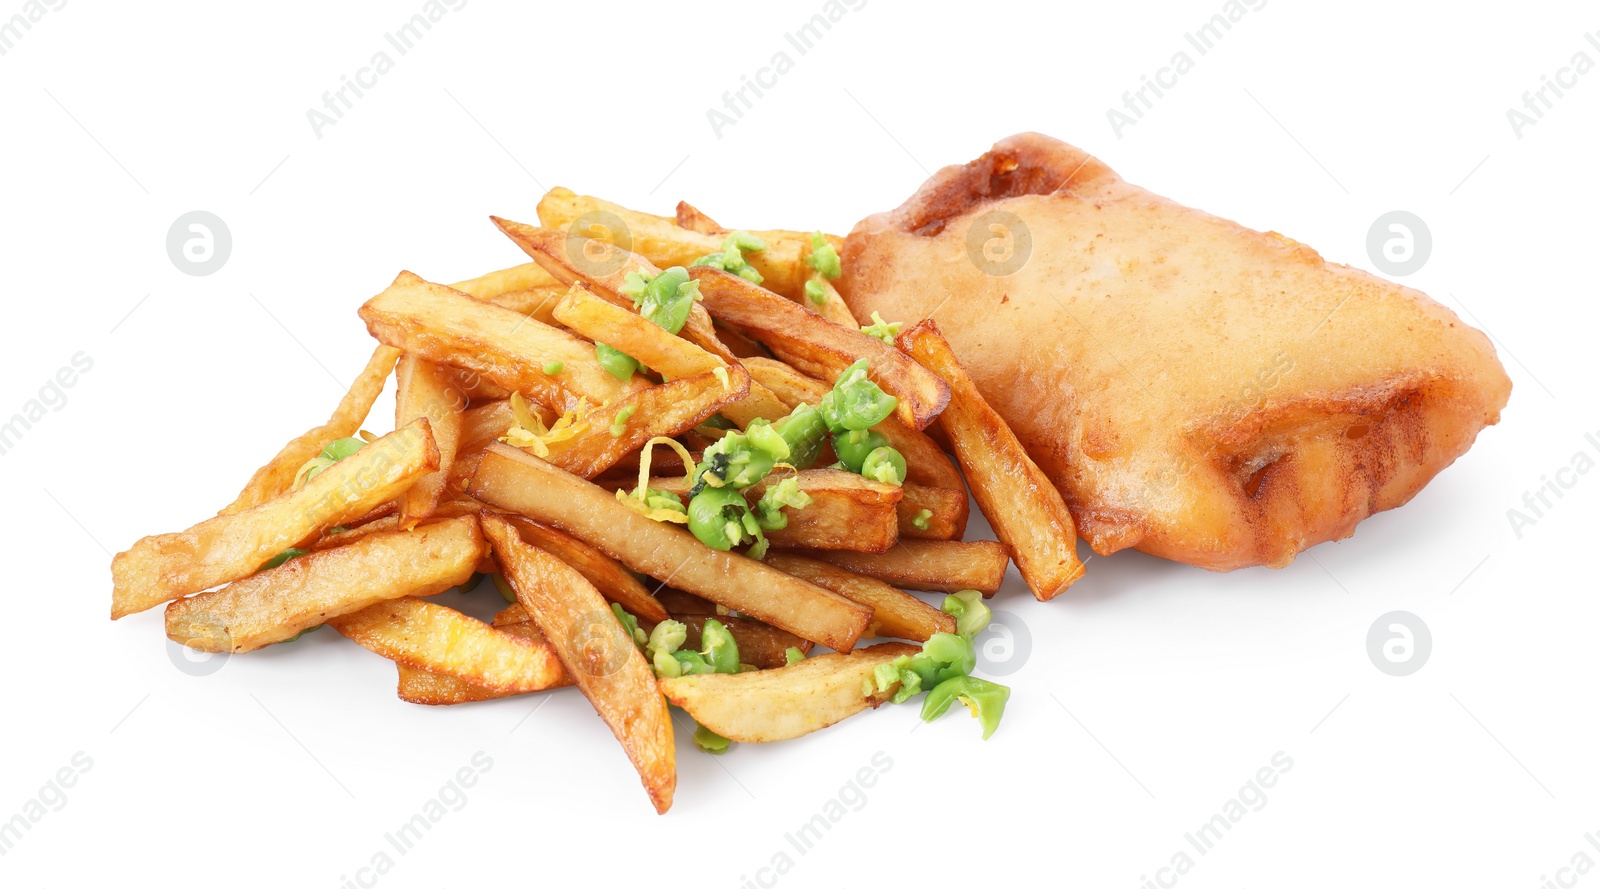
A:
[[795, 539, 1010, 596], [840, 132, 1512, 570], [901, 320, 1083, 599], [165, 516, 485, 652], [329, 596, 567, 694], [111, 420, 440, 618], [659, 642, 919, 743], [467, 443, 873, 650]]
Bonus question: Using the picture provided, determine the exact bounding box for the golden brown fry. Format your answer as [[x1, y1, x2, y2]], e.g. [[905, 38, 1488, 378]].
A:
[[657, 589, 717, 615], [468, 444, 872, 650], [221, 345, 402, 515], [460, 399, 531, 448], [691, 267, 949, 430], [329, 596, 567, 693], [310, 501, 480, 551], [640, 468, 902, 554], [112, 420, 440, 619], [673, 200, 722, 234], [659, 642, 919, 742], [491, 216, 738, 366], [358, 270, 637, 411], [165, 516, 485, 653], [800, 271, 859, 327], [500, 515, 668, 623], [762, 552, 955, 642], [536, 187, 807, 299], [395, 622, 575, 705], [714, 323, 770, 359], [795, 539, 1010, 596], [479, 286, 569, 329], [482, 514, 675, 814], [534, 367, 749, 479], [902, 320, 1084, 599], [898, 482, 969, 541], [551, 282, 791, 429], [449, 261, 564, 298], [742, 357, 962, 490], [395, 355, 465, 528]]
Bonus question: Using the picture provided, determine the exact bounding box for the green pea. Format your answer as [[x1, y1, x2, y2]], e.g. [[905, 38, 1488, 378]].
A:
[[595, 343, 639, 380], [775, 403, 828, 469], [941, 589, 991, 640], [700, 618, 741, 674], [321, 437, 367, 461], [692, 723, 732, 754], [638, 267, 695, 335], [687, 487, 752, 550], [912, 509, 933, 531], [860, 446, 906, 486], [818, 360, 898, 432], [831, 429, 888, 473], [807, 231, 841, 280], [672, 649, 717, 675], [804, 279, 827, 305], [784, 646, 805, 666], [542, 361, 564, 375], [609, 405, 636, 437], [920, 676, 1010, 739]]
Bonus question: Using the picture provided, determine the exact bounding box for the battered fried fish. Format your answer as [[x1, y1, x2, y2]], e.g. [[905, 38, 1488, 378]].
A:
[[840, 133, 1510, 571]]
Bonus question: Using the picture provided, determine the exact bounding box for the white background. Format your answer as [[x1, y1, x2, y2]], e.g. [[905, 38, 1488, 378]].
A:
[[1, 1, 1596, 886]]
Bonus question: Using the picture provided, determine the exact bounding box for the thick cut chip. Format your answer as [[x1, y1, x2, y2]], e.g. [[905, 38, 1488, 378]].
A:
[[482, 514, 675, 814], [795, 539, 1010, 596], [112, 420, 440, 619], [491, 216, 738, 365], [902, 320, 1084, 599], [468, 444, 872, 650], [395, 623, 575, 705], [448, 261, 564, 298], [550, 282, 790, 428], [536, 187, 807, 299], [165, 516, 484, 652], [743, 357, 962, 491], [499, 515, 668, 623], [690, 267, 949, 430], [659, 642, 919, 742], [898, 483, 968, 540], [358, 270, 637, 411], [761, 552, 954, 642], [329, 597, 566, 693], [533, 367, 748, 479], [222, 345, 402, 515], [395, 355, 466, 528]]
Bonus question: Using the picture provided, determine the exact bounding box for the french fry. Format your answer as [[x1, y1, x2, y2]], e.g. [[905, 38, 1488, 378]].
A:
[[482, 514, 675, 814], [358, 270, 638, 411], [743, 356, 965, 491], [673, 200, 722, 234], [795, 539, 1011, 596], [534, 367, 749, 479], [395, 355, 465, 528], [659, 642, 919, 742], [310, 500, 480, 551], [657, 589, 717, 615], [395, 623, 576, 705], [761, 552, 955, 642], [460, 399, 527, 448], [898, 482, 969, 540], [714, 323, 770, 359], [165, 516, 485, 653], [490, 216, 738, 366], [552, 282, 791, 428], [499, 515, 668, 623], [799, 270, 859, 327], [329, 596, 567, 693], [691, 267, 950, 430], [452, 368, 513, 403], [639, 468, 902, 553], [221, 345, 402, 514], [901, 320, 1085, 600], [112, 420, 440, 619], [468, 443, 872, 650], [479, 286, 569, 329], [449, 261, 564, 298], [536, 187, 807, 299]]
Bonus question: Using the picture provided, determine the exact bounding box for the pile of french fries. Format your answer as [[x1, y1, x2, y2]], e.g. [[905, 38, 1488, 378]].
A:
[[111, 188, 1086, 813]]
